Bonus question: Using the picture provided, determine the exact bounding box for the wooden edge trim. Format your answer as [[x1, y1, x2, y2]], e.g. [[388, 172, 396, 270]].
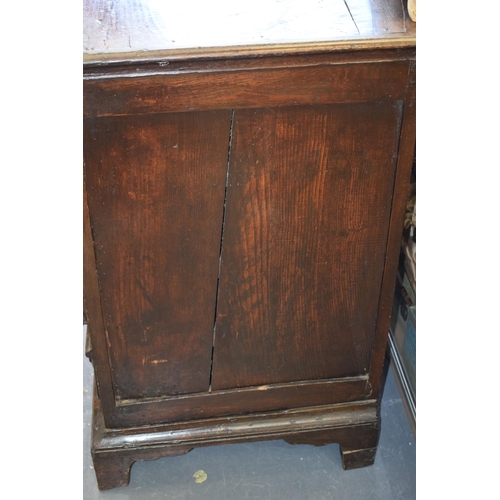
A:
[[83, 35, 416, 67], [83, 50, 416, 81], [84, 175, 117, 419], [85, 325, 93, 361], [94, 395, 378, 453], [109, 376, 368, 427], [117, 375, 368, 406], [367, 61, 416, 397]]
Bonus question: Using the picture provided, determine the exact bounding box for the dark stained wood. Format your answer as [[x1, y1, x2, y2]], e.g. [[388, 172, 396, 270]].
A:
[[84, 61, 409, 118], [112, 376, 369, 427], [92, 454, 135, 490], [91, 387, 193, 490], [83, 0, 416, 488], [367, 62, 416, 400], [340, 447, 378, 469], [285, 421, 380, 469], [84, 111, 231, 400], [83, 0, 415, 65], [91, 381, 379, 489], [93, 447, 194, 490], [83, 291, 88, 325], [84, 47, 415, 81], [84, 216, 88, 326], [212, 101, 402, 390], [95, 447, 197, 490], [85, 325, 93, 361], [285, 422, 379, 454], [99, 400, 379, 451], [91, 39, 417, 68], [83, 177, 116, 419]]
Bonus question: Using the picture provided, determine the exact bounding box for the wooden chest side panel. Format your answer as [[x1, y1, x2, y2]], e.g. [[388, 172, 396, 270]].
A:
[[212, 101, 402, 390], [84, 110, 231, 400]]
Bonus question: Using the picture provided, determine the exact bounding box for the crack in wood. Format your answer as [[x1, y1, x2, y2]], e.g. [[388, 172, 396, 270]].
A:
[[343, 0, 360, 35], [209, 109, 235, 391]]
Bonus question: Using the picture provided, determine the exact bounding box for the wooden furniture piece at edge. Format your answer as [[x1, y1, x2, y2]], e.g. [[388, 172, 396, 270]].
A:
[[83, 3, 416, 491]]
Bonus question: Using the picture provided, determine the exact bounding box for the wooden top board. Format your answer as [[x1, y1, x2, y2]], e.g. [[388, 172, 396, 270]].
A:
[[83, 0, 416, 65]]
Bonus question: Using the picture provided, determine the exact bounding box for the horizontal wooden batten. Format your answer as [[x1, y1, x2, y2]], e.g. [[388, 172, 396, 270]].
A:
[[83, 36, 416, 67], [109, 376, 369, 428], [96, 399, 378, 452], [83, 48, 415, 80], [84, 61, 409, 118]]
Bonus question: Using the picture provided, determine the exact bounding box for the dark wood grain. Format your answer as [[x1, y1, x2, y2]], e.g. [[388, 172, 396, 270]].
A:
[[83, 178, 116, 419], [84, 47, 415, 81], [83, 290, 88, 325], [112, 376, 369, 427], [285, 422, 379, 455], [212, 101, 402, 390], [83, 0, 416, 487], [91, 387, 193, 490], [85, 325, 93, 361], [84, 61, 409, 118], [92, 454, 135, 490], [367, 62, 416, 399], [340, 447, 378, 469], [91, 380, 379, 488], [84, 111, 231, 400]]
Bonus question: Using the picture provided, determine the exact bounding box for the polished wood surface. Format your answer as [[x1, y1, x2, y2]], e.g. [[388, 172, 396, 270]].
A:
[[212, 101, 402, 390], [83, 0, 415, 64], [83, 0, 416, 489], [84, 111, 231, 399]]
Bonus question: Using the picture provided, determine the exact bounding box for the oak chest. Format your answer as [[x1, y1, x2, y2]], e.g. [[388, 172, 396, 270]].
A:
[[83, 0, 416, 490]]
